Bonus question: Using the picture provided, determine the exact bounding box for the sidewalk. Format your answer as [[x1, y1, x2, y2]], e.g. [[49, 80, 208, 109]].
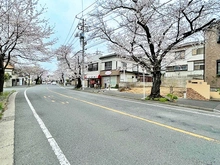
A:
[[79, 87, 220, 113], [0, 92, 17, 165]]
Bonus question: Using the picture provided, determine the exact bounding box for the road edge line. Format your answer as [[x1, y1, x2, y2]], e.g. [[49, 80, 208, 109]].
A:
[[24, 89, 70, 165]]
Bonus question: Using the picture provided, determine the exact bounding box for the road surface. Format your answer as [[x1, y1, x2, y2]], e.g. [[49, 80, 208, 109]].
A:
[[14, 85, 220, 165]]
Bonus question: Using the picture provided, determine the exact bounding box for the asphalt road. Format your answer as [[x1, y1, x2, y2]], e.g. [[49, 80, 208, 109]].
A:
[[14, 85, 220, 165]]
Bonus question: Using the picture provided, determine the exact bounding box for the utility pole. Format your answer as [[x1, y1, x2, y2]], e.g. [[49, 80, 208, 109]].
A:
[[76, 17, 86, 90], [81, 18, 85, 90]]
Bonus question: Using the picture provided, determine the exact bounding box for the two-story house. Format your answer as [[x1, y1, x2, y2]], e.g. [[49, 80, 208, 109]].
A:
[[85, 54, 102, 88], [164, 41, 205, 87], [99, 53, 152, 88], [164, 22, 220, 88], [85, 53, 152, 88]]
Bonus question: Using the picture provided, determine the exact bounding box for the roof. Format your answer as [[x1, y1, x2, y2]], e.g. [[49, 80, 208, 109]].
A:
[[4, 63, 14, 69], [172, 41, 204, 50], [99, 53, 118, 60]]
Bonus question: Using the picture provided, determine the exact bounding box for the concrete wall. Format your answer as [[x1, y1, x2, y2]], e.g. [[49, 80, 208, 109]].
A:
[[186, 80, 210, 100], [210, 91, 220, 99], [119, 82, 152, 88]]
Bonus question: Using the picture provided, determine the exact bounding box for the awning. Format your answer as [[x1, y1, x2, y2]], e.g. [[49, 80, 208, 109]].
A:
[[86, 75, 101, 79]]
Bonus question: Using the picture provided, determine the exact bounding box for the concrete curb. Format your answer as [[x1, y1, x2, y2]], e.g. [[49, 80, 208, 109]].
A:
[[0, 92, 17, 165], [80, 90, 215, 112]]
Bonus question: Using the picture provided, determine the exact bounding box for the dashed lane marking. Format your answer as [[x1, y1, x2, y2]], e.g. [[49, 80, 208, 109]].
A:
[[25, 89, 70, 165], [47, 87, 220, 144]]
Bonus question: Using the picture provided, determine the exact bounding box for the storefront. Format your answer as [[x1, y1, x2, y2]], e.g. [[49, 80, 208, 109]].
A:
[[100, 70, 120, 88], [86, 75, 101, 88]]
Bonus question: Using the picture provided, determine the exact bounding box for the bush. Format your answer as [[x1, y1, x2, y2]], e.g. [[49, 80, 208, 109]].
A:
[[0, 90, 15, 120], [145, 96, 150, 100], [166, 93, 178, 102], [159, 97, 168, 102]]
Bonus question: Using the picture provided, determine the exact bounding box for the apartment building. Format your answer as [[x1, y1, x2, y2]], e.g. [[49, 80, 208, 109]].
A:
[[164, 22, 220, 88], [164, 41, 204, 80]]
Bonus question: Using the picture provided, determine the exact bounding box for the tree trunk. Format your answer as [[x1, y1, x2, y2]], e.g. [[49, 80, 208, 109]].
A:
[[0, 56, 4, 93], [76, 77, 82, 88], [36, 78, 39, 84], [149, 69, 162, 99]]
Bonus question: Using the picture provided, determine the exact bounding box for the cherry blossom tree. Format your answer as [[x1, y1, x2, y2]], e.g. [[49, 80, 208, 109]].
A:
[[89, 0, 220, 98], [0, 0, 56, 92], [15, 64, 47, 85], [55, 45, 87, 88]]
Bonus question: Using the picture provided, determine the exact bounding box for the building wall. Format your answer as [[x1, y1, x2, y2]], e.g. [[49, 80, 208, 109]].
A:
[[165, 43, 204, 78], [4, 68, 13, 87], [186, 80, 210, 100], [205, 26, 220, 87]]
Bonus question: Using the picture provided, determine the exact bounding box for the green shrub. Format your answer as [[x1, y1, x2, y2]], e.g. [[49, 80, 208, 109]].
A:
[[0, 90, 15, 120], [145, 96, 150, 100], [166, 93, 178, 102], [0, 102, 3, 109], [159, 97, 168, 102]]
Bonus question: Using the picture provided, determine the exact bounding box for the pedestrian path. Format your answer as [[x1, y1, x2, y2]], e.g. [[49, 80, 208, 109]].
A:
[[0, 92, 16, 165], [76, 87, 220, 112]]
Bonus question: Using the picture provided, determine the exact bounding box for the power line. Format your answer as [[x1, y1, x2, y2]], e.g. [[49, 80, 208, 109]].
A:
[[65, 21, 80, 46], [63, 17, 77, 45], [86, 40, 107, 50], [76, 0, 98, 19]]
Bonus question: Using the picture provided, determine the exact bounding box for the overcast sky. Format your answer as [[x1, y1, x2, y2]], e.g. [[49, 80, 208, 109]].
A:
[[38, 0, 99, 72]]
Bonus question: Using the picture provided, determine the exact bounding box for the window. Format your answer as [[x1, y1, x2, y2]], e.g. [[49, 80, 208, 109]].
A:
[[175, 50, 185, 59], [192, 48, 204, 55], [180, 65, 188, 71], [174, 65, 187, 71], [122, 62, 127, 68], [217, 60, 220, 75], [132, 64, 138, 71], [88, 63, 98, 71], [105, 61, 112, 70], [166, 65, 187, 71], [166, 66, 174, 71], [194, 60, 204, 70]]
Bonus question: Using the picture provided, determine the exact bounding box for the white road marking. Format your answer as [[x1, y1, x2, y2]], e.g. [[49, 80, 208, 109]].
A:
[[24, 89, 70, 165], [76, 92, 220, 118]]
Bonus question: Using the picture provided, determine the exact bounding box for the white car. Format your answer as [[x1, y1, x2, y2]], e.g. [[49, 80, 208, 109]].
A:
[[51, 81, 56, 85]]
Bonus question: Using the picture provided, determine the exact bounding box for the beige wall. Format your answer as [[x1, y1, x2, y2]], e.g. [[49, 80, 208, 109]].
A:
[[186, 80, 210, 100], [210, 91, 220, 99]]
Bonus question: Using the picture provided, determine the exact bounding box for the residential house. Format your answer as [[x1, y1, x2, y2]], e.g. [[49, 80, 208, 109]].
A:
[[85, 54, 102, 88], [4, 63, 26, 87], [98, 53, 151, 88], [164, 41, 205, 87], [164, 22, 220, 89]]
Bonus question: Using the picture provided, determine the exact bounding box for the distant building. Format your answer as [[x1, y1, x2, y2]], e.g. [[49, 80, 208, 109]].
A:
[[4, 63, 26, 87]]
